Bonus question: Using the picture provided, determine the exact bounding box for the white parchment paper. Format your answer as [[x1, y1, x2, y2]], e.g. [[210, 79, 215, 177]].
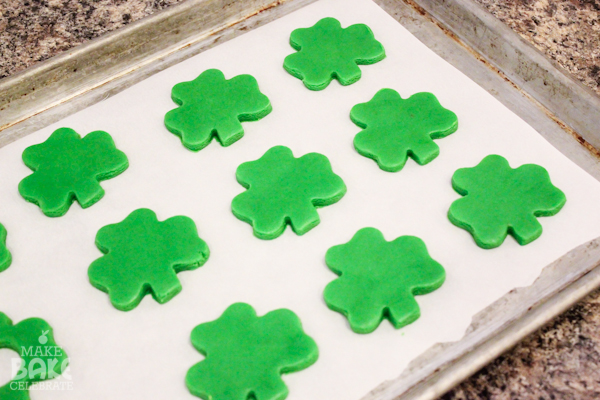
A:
[[2, 0, 600, 398]]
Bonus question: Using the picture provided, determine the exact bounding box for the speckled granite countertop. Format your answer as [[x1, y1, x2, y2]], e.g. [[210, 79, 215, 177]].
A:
[[475, 0, 600, 97], [0, 0, 186, 79], [1, 0, 600, 399]]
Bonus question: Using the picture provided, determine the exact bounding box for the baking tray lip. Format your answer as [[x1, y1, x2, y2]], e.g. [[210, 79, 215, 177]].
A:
[[2, 0, 600, 399]]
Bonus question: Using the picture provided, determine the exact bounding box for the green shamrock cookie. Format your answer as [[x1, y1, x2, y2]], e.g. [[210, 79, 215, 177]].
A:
[[88, 208, 210, 311], [0, 312, 69, 400], [164, 69, 272, 151], [0, 223, 11, 273], [232, 146, 346, 240], [18, 127, 129, 217], [448, 155, 567, 249], [186, 303, 318, 400], [283, 17, 385, 90], [351, 89, 458, 172], [324, 228, 445, 334]]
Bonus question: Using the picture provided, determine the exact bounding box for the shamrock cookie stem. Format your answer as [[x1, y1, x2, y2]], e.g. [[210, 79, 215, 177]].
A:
[[0, 223, 11, 273]]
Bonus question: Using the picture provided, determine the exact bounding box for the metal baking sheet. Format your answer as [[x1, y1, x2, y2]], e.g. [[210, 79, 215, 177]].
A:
[[1, 0, 600, 399]]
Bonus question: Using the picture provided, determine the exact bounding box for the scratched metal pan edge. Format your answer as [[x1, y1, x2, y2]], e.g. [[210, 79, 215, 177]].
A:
[[1, 0, 600, 399]]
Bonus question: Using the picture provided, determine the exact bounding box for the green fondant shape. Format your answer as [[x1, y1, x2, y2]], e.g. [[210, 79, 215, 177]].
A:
[[448, 155, 567, 249], [232, 146, 346, 240], [283, 17, 385, 90], [164, 69, 272, 151], [0, 312, 69, 400], [324, 228, 445, 334], [18, 127, 129, 217], [88, 208, 210, 311], [0, 223, 11, 273], [351, 89, 458, 172], [186, 302, 318, 400]]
